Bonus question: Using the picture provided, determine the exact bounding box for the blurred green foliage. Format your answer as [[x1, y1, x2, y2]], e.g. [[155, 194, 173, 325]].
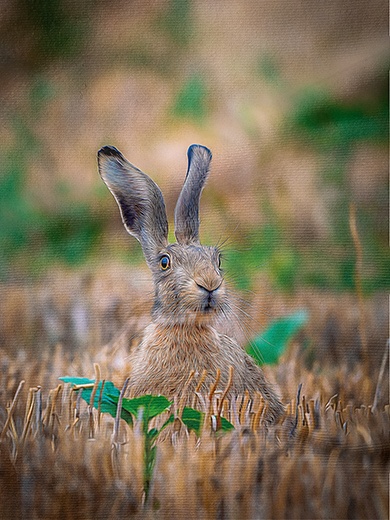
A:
[[0, 161, 105, 279], [0, 6, 387, 296], [156, 0, 193, 47], [287, 81, 388, 293], [0, 156, 38, 277], [172, 75, 208, 120], [24, 0, 87, 58], [29, 76, 57, 113], [40, 203, 104, 265], [225, 210, 389, 294], [287, 86, 388, 148], [256, 54, 281, 85], [126, 43, 171, 75], [223, 223, 299, 292], [125, 0, 194, 75], [0, 0, 94, 69], [0, 107, 105, 280], [224, 64, 388, 294], [247, 310, 308, 365]]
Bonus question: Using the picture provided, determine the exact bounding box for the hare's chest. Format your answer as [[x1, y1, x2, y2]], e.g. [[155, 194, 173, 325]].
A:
[[127, 325, 224, 388]]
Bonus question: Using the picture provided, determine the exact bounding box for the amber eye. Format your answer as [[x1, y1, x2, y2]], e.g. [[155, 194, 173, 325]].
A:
[[160, 255, 171, 271]]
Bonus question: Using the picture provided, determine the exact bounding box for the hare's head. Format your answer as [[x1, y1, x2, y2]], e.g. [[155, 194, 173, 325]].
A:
[[98, 145, 229, 325]]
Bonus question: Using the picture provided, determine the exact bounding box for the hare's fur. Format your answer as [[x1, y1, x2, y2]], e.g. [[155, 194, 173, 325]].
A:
[[98, 144, 284, 423]]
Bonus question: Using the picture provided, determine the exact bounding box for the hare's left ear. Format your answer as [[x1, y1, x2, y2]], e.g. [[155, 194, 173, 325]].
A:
[[98, 146, 168, 266], [174, 144, 212, 245]]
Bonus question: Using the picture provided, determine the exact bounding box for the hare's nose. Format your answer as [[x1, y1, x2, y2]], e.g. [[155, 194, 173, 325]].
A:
[[195, 277, 222, 294]]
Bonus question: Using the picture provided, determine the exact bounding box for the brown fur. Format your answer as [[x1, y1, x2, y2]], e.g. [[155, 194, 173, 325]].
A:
[[98, 145, 284, 423]]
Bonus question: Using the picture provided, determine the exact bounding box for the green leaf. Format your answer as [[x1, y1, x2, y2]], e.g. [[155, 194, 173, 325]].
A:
[[218, 415, 235, 432], [180, 407, 204, 436], [111, 394, 172, 419], [180, 408, 235, 435], [59, 377, 133, 425], [60, 378, 235, 435], [109, 394, 172, 432], [247, 310, 308, 365], [147, 428, 160, 441]]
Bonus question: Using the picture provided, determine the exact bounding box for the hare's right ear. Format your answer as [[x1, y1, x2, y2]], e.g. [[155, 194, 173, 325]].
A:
[[174, 145, 212, 245], [98, 146, 168, 266]]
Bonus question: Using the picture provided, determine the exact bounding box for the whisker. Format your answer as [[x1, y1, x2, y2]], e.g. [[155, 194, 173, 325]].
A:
[[215, 222, 241, 250], [227, 301, 267, 330], [228, 313, 264, 346], [225, 292, 271, 317], [251, 261, 271, 271], [221, 307, 265, 365], [237, 325, 265, 365], [214, 222, 230, 249], [222, 270, 269, 288]]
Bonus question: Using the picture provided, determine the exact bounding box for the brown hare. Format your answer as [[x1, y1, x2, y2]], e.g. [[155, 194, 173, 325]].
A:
[[98, 144, 284, 423]]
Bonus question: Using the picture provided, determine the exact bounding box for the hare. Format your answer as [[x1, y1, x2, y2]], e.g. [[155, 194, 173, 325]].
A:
[[98, 144, 284, 423]]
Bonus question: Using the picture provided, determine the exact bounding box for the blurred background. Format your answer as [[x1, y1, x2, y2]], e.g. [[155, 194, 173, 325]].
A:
[[0, 0, 388, 385]]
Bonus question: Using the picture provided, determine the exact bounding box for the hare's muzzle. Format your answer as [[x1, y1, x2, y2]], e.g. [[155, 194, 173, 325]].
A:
[[195, 278, 223, 312]]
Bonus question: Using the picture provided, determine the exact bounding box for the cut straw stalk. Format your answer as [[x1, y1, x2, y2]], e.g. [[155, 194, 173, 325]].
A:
[[0, 380, 25, 441], [21, 387, 40, 442], [372, 339, 389, 411], [178, 369, 195, 419], [98, 380, 106, 430], [88, 364, 101, 438], [113, 377, 130, 444], [49, 385, 62, 437], [349, 204, 369, 374], [216, 366, 233, 417], [192, 369, 207, 409]]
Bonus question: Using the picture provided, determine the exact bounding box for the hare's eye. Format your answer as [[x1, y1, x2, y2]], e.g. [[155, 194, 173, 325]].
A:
[[217, 254, 222, 268], [160, 255, 171, 271]]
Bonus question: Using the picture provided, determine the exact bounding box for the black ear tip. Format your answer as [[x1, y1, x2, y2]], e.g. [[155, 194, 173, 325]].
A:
[[187, 144, 212, 162], [98, 145, 123, 160]]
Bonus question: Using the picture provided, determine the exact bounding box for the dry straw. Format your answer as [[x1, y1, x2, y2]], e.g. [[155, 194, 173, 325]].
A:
[[0, 351, 388, 519]]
